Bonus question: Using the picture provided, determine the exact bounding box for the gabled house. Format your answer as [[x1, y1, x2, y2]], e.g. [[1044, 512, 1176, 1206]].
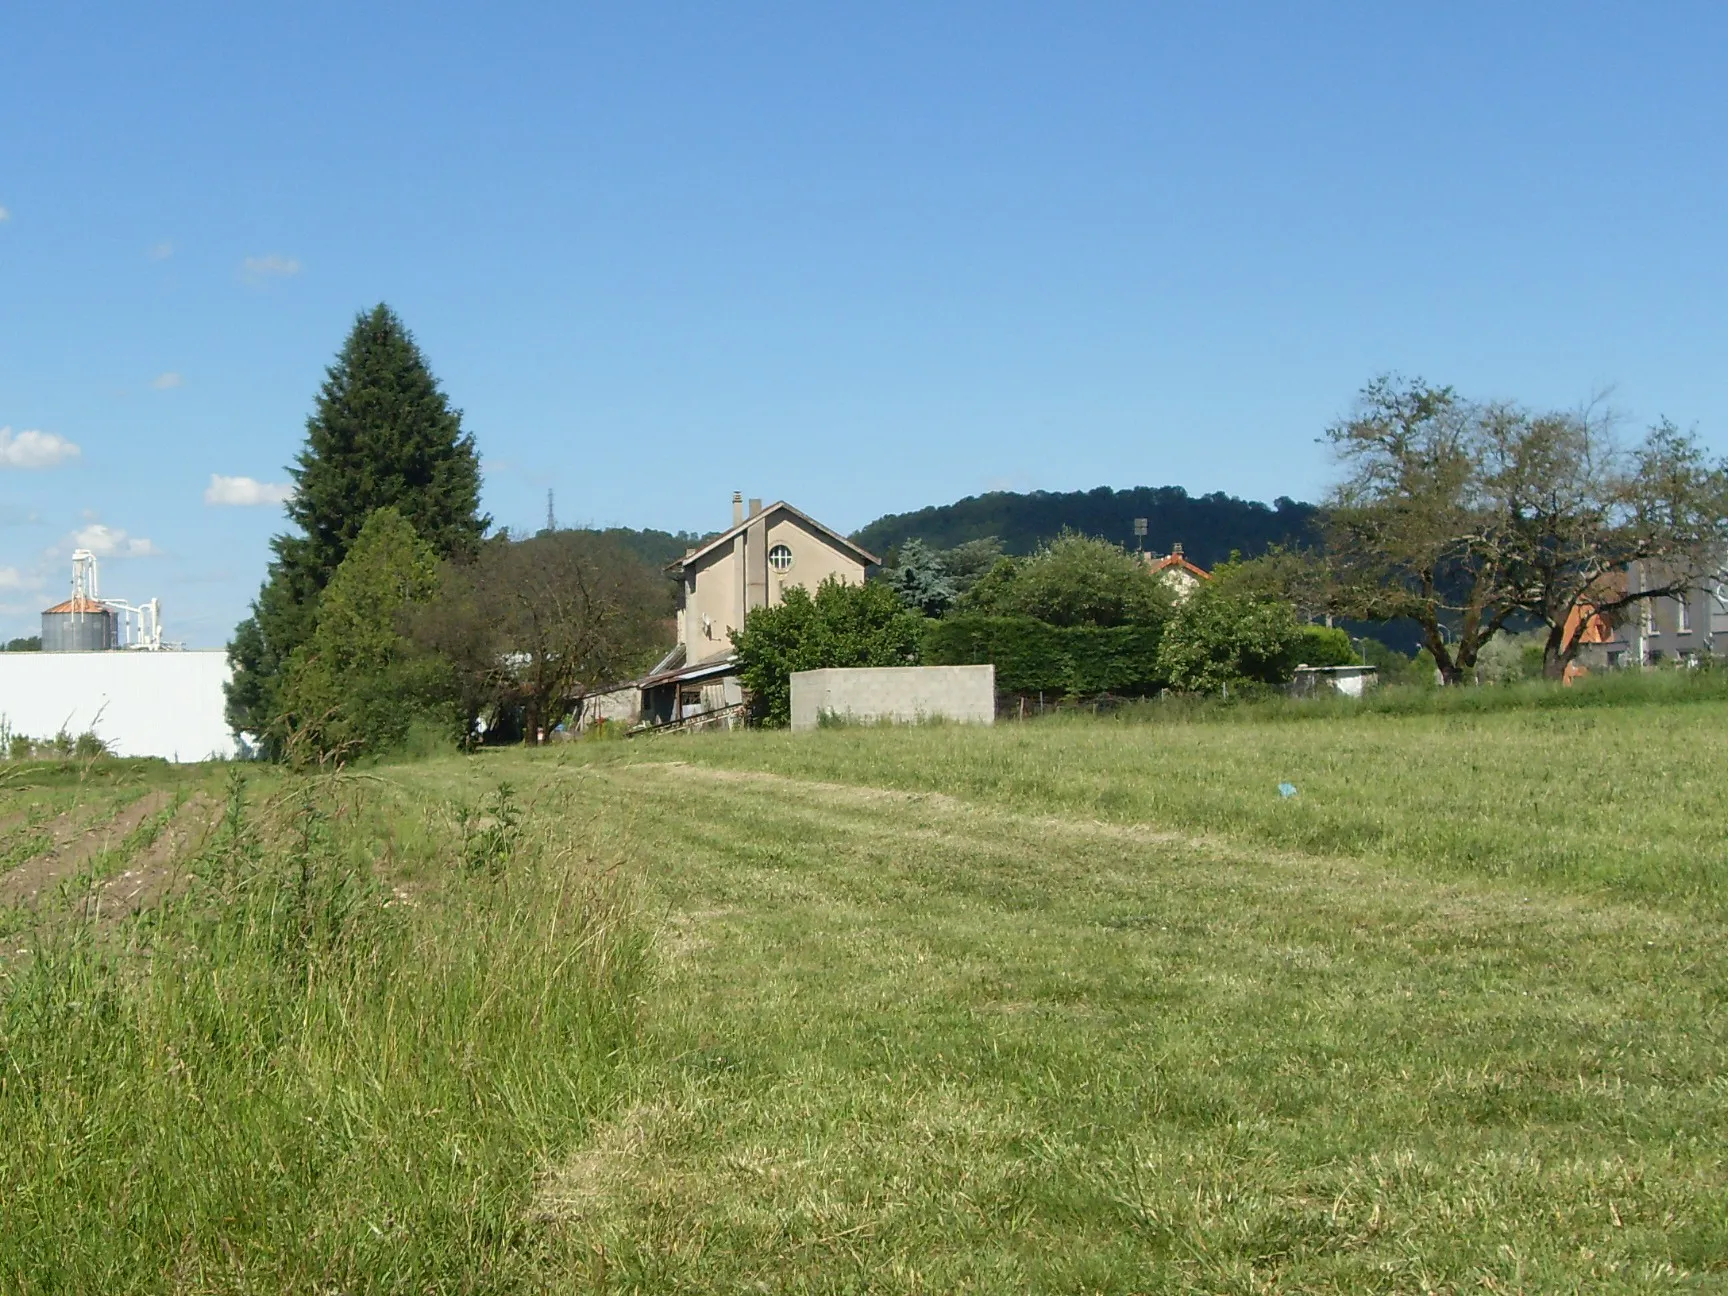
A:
[[579, 493, 879, 729], [1144, 542, 1210, 601]]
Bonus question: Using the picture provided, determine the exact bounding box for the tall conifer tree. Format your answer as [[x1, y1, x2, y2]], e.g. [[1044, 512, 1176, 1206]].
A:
[[226, 304, 487, 748]]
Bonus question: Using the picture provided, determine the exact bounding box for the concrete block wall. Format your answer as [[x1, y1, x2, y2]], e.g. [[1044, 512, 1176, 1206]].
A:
[[790, 665, 995, 731]]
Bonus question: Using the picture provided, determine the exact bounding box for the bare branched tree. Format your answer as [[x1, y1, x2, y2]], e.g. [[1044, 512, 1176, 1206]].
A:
[[1485, 406, 1728, 677], [1325, 377, 1518, 685], [411, 531, 672, 740], [1326, 375, 1728, 683]]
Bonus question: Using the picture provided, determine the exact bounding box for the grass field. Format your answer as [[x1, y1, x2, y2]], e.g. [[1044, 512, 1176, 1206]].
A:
[[3, 701, 1727, 1291]]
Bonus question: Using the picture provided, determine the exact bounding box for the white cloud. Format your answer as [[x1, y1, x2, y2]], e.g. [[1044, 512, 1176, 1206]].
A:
[[151, 372, 183, 390], [0, 567, 41, 591], [241, 253, 300, 283], [148, 241, 173, 260], [69, 523, 161, 558], [0, 427, 81, 469], [204, 474, 293, 507], [0, 206, 10, 222]]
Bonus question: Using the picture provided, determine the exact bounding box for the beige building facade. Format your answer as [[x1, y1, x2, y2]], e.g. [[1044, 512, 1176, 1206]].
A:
[[675, 493, 878, 664], [573, 493, 879, 731]]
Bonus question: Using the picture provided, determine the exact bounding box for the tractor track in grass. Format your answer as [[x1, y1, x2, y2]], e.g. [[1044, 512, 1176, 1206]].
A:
[[81, 792, 222, 924], [0, 789, 175, 909], [612, 760, 1698, 943]]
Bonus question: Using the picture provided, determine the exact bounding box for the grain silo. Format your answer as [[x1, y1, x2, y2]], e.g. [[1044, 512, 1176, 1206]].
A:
[[40, 550, 124, 652], [41, 593, 119, 651]]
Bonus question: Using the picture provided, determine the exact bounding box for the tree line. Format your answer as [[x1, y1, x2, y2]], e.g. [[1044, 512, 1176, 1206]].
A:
[[734, 375, 1728, 717], [227, 306, 1728, 749], [226, 306, 669, 761]]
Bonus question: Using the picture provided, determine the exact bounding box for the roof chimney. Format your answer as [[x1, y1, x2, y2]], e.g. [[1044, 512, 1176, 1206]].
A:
[[1171, 542, 1184, 558], [732, 491, 744, 526], [748, 497, 762, 519]]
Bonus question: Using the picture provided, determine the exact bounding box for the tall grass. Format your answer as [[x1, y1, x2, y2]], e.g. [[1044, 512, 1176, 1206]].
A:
[[0, 770, 644, 1293]]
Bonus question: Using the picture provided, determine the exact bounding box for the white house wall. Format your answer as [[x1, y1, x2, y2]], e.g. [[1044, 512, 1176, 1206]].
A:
[[0, 651, 237, 761]]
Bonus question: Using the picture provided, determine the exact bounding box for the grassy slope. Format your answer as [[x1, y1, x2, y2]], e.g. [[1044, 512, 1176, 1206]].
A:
[[527, 707, 1728, 1292]]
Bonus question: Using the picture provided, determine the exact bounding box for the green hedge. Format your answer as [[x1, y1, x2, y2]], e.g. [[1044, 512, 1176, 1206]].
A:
[[922, 615, 1165, 696], [1289, 625, 1358, 669]]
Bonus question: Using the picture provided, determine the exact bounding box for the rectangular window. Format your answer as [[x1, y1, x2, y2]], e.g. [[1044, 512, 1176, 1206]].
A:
[[1643, 600, 1658, 636], [1678, 596, 1692, 634]]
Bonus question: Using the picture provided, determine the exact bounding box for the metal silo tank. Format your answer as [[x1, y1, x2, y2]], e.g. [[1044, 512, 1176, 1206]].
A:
[[41, 596, 118, 651]]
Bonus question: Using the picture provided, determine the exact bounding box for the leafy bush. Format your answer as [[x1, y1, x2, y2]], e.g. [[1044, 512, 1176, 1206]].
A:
[[1288, 625, 1357, 669], [733, 578, 924, 726], [1157, 562, 1301, 694], [922, 615, 1166, 696], [957, 531, 1173, 628]]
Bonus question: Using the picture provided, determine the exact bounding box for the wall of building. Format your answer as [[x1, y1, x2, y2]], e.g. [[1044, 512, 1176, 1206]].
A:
[[683, 508, 871, 665], [790, 665, 995, 731], [0, 651, 236, 760], [765, 513, 866, 606], [684, 546, 740, 664]]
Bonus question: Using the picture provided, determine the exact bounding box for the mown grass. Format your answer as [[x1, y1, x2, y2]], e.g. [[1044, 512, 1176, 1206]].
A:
[[630, 697, 1728, 914], [5, 697, 1728, 1291], [517, 737, 1728, 1291]]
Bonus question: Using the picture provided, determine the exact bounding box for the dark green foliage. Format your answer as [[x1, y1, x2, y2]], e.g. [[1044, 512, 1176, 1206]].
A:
[[956, 531, 1173, 629], [1158, 562, 1302, 694], [574, 526, 714, 570], [922, 615, 1166, 697], [938, 536, 1007, 591], [855, 485, 1317, 568], [733, 579, 924, 726], [227, 305, 487, 749], [278, 509, 455, 762], [2, 636, 41, 652], [1289, 626, 1357, 669], [883, 538, 958, 616]]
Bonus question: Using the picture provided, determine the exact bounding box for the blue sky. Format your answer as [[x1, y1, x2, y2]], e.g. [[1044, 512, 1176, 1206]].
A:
[[2, 4, 1724, 647]]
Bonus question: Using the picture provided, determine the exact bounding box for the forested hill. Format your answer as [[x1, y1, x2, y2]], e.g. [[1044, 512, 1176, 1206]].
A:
[[853, 486, 1319, 566]]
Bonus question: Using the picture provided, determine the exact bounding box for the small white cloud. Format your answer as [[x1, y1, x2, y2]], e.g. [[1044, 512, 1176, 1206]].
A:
[[148, 241, 173, 260], [0, 567, 41, 591], [204, 474, 293, 507], [0, 427, 81, 469], [151, 372, 183, 390], [0, 206, 10, 223], [241, 253, 300, 283], [68, 523, 161, 558]]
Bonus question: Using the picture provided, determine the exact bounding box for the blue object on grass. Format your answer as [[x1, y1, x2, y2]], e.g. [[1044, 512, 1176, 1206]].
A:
[[1278, 782, 1297, 798]]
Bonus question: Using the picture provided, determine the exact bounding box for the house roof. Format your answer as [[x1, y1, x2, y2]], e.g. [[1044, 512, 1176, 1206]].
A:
[[1147, 552, 1211, 582], [666, 501, 880, 573]]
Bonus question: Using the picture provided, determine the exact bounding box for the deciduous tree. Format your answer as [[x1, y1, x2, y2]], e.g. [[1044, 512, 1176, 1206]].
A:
[[413, 531, 671, 741], [1156, 560, 1300, 695]]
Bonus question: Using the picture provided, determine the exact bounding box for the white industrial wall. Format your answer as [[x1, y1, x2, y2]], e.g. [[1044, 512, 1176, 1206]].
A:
[[0, 651, 237, 761], [790, 665, 995, 731]]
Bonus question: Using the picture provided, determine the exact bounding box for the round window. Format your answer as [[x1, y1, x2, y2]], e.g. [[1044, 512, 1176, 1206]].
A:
[[767, 543, 794, 573]]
